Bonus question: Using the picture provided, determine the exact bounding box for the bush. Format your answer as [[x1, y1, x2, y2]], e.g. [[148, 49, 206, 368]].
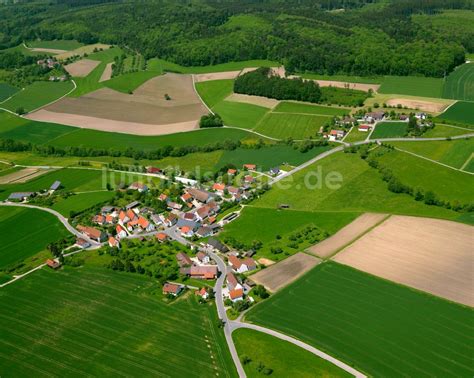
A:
[[199, 113, 223, 128]]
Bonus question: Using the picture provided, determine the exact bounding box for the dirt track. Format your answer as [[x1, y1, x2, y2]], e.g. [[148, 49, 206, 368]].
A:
[[386, 98, 448, 113], [307, 213, 388, 258], [99, 63, 113, 82], [251, 253, 320, 292], [334, 215, 474, 306], [64, 59, 100, 77]]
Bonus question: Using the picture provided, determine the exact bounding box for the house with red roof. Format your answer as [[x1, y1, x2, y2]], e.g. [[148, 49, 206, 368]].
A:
[[358, 124, 372, 132], [243, 164, 256, 171], [229, 288, 244, 302], [195, 287, 209, 300], [116, 224, 127, 239], [77, 225, 106, 242], [156, 232, 168, 242], [46, 259, 61, 269], [212, 183, 226, 195], [227, 168, 237, 175], [163, 282, 184, 296], [180, 225, 194, 238], [228, 255, 257, 273], [108, 236, 120, 248]]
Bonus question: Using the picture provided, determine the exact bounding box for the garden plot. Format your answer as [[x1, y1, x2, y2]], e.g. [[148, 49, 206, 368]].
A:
[[334, 215, 474, 306], [64, 59, 101, 77]]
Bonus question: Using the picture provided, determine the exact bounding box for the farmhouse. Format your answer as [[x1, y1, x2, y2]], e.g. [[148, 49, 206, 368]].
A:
[[46, 259, 61, 269], [49, 180, 61, 192], [364, 111, 385, 122], [227, 272, 243, 291], [358, 124, 372, 132], [329, 129, 345, 140], [228, 255, 257, 273], [189, 265, 218, 280], [77, 225, 106, 242], [162, 283, 184, 296]]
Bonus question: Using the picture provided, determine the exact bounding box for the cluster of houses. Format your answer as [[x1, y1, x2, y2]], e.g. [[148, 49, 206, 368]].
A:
[[37, 58, 57, 69]]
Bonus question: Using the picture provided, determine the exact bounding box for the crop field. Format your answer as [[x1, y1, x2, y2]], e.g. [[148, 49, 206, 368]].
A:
[[195, 79, 233, 108], [0, 167, 49, 184], [27, 39, 84, 51], [389, 139, 474, 169], [213, 101, 269, 129], [219, 207, 357, 260], [51, 191, 115, 216], [1, 81, 74, 113], [334, 215, 474, 306], [245, 262, 474, 377], [437, 101, 474, 125], [0, 266, 236, 377], [254, 151, 461, 221], [442, 63, 474, 101], [273, 102, 349, 116], [0, 206, 69, 270], [255, 113, 331, 139], [0, 83, 19, 102], [233, 328, 349, 378], [378, 75, 444, 98], [64, 59, 101, 77], [29, 73, 208, 135], [370, 121, 407, 138]]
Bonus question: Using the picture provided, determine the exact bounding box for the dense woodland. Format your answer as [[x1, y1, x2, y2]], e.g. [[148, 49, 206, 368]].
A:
[[0, 0, 472, 77]]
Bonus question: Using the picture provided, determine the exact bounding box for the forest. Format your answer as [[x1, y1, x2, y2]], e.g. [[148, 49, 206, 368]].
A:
[[0, 0, 472, 77]]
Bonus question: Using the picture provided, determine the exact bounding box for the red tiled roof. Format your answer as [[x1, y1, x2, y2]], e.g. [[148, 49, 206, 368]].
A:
[[228, 255, 242, 269], [163, 283, 182, 294], [229, 288, 243, 300], [212, 183, 225, 191], [156, 232, 168, 241]]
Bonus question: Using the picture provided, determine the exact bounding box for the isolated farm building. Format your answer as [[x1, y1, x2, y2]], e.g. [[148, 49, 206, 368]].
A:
[[195, 287, 209, 299], [128, 182, 148, 192], [196, 226, 213, 238], [197, 251, 210, 264], [108, 236, 120, 248], [207, 238, 229, 253], [158, 193, 168, 201], [227, 169, 237, 175], [46, 259, 61, 269], [176, 252, 193, 267], [77, 225, 106, 242], [76, 238, 90, 249], [227, 272, 243, 291], [212, 183, 226, 194], [146, 167, 162, 174], [243, 164, 256, 171], [189, 265, 218, 280], [228, 255, 257, 273], [164, 213, 178, 227], [7, 192, 34, 201], [163, 282, 184, 296], [49, 180, 61, 191], [187, 188, 214, 203], [358, 124, 372, 132], [229, 288, 244, 302], [155, 232, 168, 242], [116, 225, 128, 239]]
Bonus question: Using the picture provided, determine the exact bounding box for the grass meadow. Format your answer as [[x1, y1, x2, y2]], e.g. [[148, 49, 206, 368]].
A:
[[422, 124, 473, 138], [233, 328, 350, 378], [273, 102, 349, 116], [51, 191, 115, 216], [195, 79, 234, 107], [255, 113, 331, 139], [245, 262, 474, 377], [343, 127, 369, 143], [104, 70, 162, 93], [0, 266, 237, 377], [370, 121, 407, 138], [27, 39, 84, 51], [378, 75, 444, 98], [0, 83, 19, 102], [1, 81, 74, 113], [442, 63, 474, 101], [437, 101, 474, 125], [213, 101, 269, 129], [0, 206, 69, 270]]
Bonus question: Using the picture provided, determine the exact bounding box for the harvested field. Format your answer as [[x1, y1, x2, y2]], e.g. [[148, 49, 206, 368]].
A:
[[55, 43, 110, 60], [250, 253, 321, 292], [307, 213, 388, 258], [0, 167, 50, 184], [226, 93, 279, 109], [64, 59, 101, 77], [289, 76, 379, 92], [26, 73, 208, 135], [99, 62, 113, 82], [29, 48, 67, 54], [386, 98, 448, 113], [334, 215, 474, 306], [257, 258, 276, 266], [194, 71, 241, 82]]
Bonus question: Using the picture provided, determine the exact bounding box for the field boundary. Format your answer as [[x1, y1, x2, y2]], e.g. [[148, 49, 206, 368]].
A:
[[460, 153, 473, 171]]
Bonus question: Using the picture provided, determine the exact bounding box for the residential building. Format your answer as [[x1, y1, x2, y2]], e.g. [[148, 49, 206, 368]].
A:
[[128, 182, 148, 192], [155, 232, 168, 242], [162, 283, 184, 296], [176, 252, 193, 267], [243, 164, 256, 171], [46, 259, 61, 269], [116, 225, 128, 239], [77, 225, 106, 242], [196, 251, 210, 264], [228, 255, 257, 273], [358, 124, 372, 132], [108, 236, 120, 248], [207, 238, 229, 253]]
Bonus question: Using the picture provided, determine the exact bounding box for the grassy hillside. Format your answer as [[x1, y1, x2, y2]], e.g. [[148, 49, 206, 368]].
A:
[[195, 79, 234, 107], [246, 262, 474, 377], [0, 83, 19, 102], [442, 63, 474, 101], [27, 39, 84, 51], [273, 102, 349, 116], [437, 101, 474, 125], [0, 266, 237, 377], [213, 101, 269, 129], [378, 75, 444, 98]]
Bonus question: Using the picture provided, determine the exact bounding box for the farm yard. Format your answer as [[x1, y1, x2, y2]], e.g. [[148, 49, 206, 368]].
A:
[[333, 215, 474, 306], [370, 121, 408, 138], [0, 267, 237, 377], [245, 262, 474, 377], [232, 328, 349, 378]]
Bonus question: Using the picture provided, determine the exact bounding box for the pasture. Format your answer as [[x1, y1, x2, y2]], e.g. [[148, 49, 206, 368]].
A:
[[437, 101, 474, 125], [422, 124, 472, 138], [273, 101, 349, 116], [370, 121, 407, 138], [213, 101, 269, 129], [0, 83, 19, 102], [334, 215, 474, 306], [343, 127, 368, 143], [232, 328, 349, 378], [52, 191, 115, 216], [1, 81, 74, 113], [195, 79, 233, 107], [255, 113, 331, 139], [442, 63, 474, 101], [245, 262, 474, 377], [0, 266, 236, 377], [378, 75, 444, 98], [0, 206, 69, 270]]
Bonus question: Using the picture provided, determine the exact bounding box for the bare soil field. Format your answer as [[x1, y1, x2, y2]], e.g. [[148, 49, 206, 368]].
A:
[[334, 215, 474, 306], [307, 213, 388, 258], [386, 98, 448, 113], [314, 79, 379, 92], [226, 93, 279, 109], [55, 43, 110, 60], [250, 253, 321, 292], [99, 62, 113, 82], [30, 48, 67, 54], [0, 168, 50, 184], [64, 59, 101, 77], [194, 71, 241, 82], [257, 258, 276, 266], [26, 73, 208, 135]]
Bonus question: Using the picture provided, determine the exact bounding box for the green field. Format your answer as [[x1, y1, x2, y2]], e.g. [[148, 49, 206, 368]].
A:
[[0, 206, 69, 270], [254, 151, 462, 220], [26, 39, 84, 51], [246, 262, 474, 377], [1, 81, 74, 113], [389, 139, 474, 169], [437, 101, 474, 125], [255, 113, 331, 139], [103, 70, 162, 93], [0, 83, 19, 102], [422, 124, 473, 138], [442, 63, 474, 101], [233, 328, 350, 377], [51, 191, 115, 216], [342, 127, 368, 143], [378, 75, 444, 98], [0, 266, 237, 377], [273, 102, 349, 116], [220, 207, 357, 260], [370, 121, 407, 138], [195, 79, 234, 108], [213, 101, 269, 129]]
